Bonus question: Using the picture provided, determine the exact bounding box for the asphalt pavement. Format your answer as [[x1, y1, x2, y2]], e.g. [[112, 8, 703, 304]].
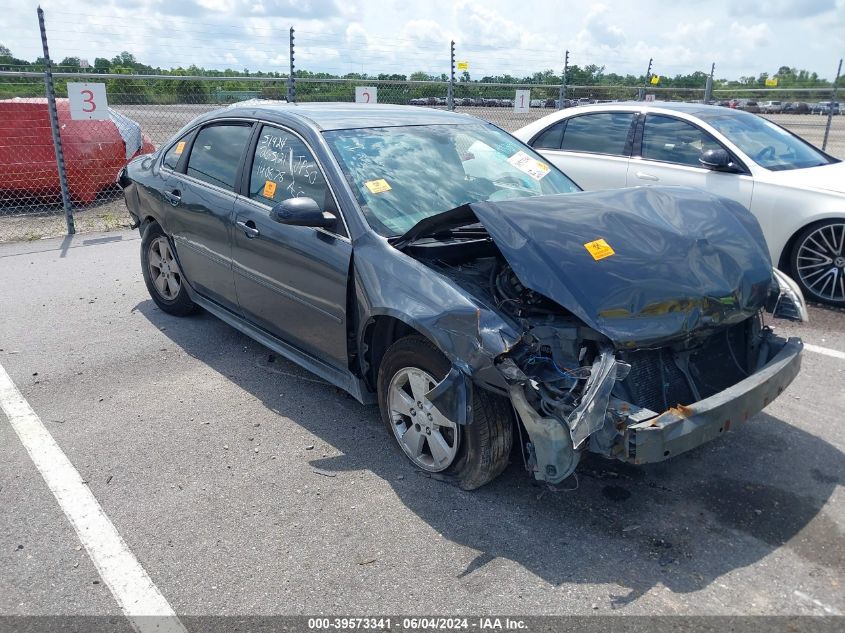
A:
[[1, 230, 844, 622]]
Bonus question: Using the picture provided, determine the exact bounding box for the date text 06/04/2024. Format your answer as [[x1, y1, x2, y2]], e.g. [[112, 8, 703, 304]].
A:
[[307, 617, 528, 630]]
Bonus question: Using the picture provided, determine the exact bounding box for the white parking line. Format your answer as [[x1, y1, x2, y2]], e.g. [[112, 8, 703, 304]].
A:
[[805, 343, 845, 361], [0, 362, 187, 633]]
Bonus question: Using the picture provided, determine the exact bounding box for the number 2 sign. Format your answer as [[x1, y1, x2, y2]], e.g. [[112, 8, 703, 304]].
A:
[[68, 82, 110, 121], [355, 86, 378, 104]]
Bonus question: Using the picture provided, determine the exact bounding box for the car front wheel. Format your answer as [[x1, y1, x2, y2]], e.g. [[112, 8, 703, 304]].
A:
[[140, 222, 198, 316], [791, 220, 845, 307], [377, 335, 512, 490]]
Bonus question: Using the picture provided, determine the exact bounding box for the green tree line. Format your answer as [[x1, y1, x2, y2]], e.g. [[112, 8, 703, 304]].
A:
[[1, 44, 841, 105]]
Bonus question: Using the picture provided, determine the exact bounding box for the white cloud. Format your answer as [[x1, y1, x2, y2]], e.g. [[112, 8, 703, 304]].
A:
[[729, 21, 772, 48], [0, 0, 838, 81], [727, 0, 835, 18], [577, 4, 626, 48]]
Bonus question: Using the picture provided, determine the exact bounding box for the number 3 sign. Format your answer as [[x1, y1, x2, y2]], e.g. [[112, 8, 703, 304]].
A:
[[68, 82, 110, 120], [355, 86, 377, 104]]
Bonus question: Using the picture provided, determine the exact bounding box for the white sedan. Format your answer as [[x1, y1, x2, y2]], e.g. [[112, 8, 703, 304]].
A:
[[514, 102, 845, 307]]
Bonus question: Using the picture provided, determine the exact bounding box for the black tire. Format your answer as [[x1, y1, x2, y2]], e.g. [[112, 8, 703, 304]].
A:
[[377, 335, 512, 490], [789, 219, 845, 307], [140, 222, 198, 316]]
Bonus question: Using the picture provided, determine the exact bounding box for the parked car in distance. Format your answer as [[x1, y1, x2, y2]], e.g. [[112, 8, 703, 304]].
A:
[[119, 103, 804, 490], [810, 101, 839, 115], [530, 99, 544, 108], [737, 100, 761, 113], [514, 101, 845, 306], [759, 101, 783, 114], [783, 101, 810, 114], [0, 97, 154, 204]]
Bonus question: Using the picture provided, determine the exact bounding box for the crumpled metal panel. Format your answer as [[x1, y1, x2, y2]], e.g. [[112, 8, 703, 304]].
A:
[[468, 186, 774, 348]]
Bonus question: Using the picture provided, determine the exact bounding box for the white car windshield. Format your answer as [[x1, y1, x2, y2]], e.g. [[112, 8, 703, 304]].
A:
[[698, 110, 834, 171], [324, 123, 580, 236]]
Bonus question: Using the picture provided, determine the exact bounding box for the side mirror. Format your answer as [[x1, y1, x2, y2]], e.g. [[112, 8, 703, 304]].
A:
[[270, 197, 336, 229], [699, 148, 735, 172]]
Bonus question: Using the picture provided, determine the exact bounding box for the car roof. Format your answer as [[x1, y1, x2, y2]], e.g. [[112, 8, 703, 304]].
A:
[[212, 102, 477, 131], [571, 101, 741, 117]]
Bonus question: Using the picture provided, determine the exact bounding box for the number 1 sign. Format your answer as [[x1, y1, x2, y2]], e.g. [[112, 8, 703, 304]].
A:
[[514, 89, 530, 113], [68, 82, 110, 121], [355, 87, 378, 104]]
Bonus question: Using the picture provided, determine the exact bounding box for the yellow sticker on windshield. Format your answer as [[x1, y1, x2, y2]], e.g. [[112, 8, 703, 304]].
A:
[[174, 140, 186, 155], [365, 179, 392, 194], [584, 238, 615, 261], [263, 180, 277, 198]]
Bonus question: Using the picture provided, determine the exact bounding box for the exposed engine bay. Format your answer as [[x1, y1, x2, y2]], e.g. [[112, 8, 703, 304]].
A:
[[412, 233, 801, 484]]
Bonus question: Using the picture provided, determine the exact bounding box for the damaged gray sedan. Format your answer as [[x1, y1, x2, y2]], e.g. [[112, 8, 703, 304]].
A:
[[120, 103, 806, 489]]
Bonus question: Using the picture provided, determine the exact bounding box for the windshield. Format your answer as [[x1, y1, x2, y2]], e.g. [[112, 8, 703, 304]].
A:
[[697, 110, 833, 171], [323, 123, 580, 236]]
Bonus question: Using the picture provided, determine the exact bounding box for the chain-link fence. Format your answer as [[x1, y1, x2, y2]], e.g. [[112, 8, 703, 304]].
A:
[[1, 7, 843, 243]]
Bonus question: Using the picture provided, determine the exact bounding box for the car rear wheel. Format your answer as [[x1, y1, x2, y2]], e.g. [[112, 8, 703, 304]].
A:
[[377, 335, 512, 490], [141, 222, 198, 316], [791, 220, 845, 307]]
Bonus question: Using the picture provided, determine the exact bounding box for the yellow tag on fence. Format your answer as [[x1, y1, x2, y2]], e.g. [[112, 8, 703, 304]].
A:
[[365, 179, 392, 194], [263, 180, 277, 198], [584, 238, 615, 261]]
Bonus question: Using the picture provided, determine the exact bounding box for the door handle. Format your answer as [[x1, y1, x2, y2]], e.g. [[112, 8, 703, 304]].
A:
[[236, 220, 260, 238], [163, 189, 181, 205], [635, 172, 659, 182]]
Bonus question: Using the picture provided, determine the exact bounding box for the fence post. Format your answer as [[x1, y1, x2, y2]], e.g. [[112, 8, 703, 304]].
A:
[[704, 62, 715, 102], [448, 41, 455, 111], [37, 6, 74, 235], [287, 26, 296, 103], [822, 58, 842, 151], [558, 50, 569, 109]]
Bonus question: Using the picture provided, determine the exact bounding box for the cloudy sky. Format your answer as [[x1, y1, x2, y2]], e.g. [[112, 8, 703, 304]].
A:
[[3, 0, 844, 80]]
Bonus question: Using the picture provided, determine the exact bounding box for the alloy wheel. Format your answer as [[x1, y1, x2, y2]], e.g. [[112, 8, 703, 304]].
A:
[[795, 222, 845, 303], [147, 236, 182, 301], [387, 367, 459, 472]]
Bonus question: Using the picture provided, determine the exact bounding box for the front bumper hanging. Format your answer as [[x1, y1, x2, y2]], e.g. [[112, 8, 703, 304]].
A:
[[625, 336, 803, 464]]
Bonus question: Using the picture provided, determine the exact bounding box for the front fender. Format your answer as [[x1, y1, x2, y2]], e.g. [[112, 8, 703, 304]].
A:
[[352, 235, 520, 404]]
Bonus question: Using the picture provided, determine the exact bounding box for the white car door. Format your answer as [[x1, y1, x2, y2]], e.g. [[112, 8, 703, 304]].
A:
[[530, 112, 636, 191], [627, 113, 754, 210]]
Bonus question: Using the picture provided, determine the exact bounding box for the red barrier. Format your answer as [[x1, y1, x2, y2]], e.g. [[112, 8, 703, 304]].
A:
[[0, 98, 154, 203]]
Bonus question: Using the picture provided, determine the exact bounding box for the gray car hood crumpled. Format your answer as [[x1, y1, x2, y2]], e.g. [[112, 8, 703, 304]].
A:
[[466, 186, 774, 348]]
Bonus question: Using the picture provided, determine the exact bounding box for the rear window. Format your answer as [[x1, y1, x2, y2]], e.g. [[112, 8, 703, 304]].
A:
[[561, 113, 634, 156], [532, 121, 565, 150], [186, 123, 252, 191], [162, 134, 190, 171]]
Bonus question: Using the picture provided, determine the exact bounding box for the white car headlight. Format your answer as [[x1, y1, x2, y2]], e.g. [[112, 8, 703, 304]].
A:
[[768, 268, 809, 322]]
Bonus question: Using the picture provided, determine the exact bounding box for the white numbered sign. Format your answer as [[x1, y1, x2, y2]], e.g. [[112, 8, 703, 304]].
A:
[[514, 89, 530, 113], [355, 86, 378, 104], [68, 82, 109, 120]]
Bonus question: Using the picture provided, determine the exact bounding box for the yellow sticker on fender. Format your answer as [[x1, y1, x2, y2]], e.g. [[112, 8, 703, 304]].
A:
[[263, 180, 277, 198], [584, 238, 615, 261], [365, 179, 392, 194], [174, 140, 186, 155]]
